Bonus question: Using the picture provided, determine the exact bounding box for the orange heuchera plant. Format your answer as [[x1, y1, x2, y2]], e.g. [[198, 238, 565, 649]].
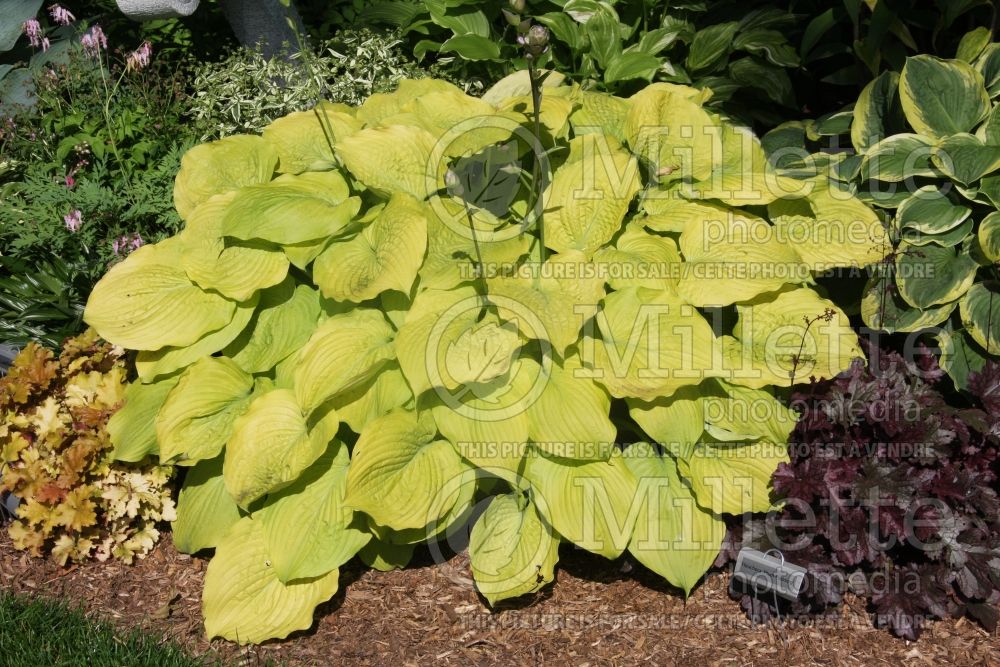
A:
[[0, 330, 175, 565]]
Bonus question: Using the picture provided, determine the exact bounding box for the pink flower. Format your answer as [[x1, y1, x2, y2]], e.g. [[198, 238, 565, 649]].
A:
[[126, 41, 152, 71], [48, 4, 75, 26], [41, 37, 50, 52], [63, 210, 82, 233], [22, 19, 42, 48], [112, 233, 144, 256], [65, 174, 75, 188], [80, 25, 107, 58]]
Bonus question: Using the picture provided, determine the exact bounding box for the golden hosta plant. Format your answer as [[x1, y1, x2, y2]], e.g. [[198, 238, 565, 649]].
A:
[[0, 330, 175, 565], [84, 72, 888, 643]]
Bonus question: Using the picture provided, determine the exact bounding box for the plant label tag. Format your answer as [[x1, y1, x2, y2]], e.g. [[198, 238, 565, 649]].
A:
[[732, 548, 806, 601]]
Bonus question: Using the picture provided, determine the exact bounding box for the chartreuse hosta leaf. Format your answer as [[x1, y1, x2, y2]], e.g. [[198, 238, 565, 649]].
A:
[[590, 287, 722, 401], [639, 195, 732, 234], [624, 84, 720, 182], [543, 134, 641, 257], [107, 372, 180, 462], [258, 443, 370, 584], [344, 410, 468, 531], [497, 94, 574, 138], [701, 380, 797, 444], [202, 517, 340, 644], [569, 90, 630, 143], [674, 438, 787, 515], [960, 281, 1000, 354], [525, 354, 616, 461], [330, 363, 413, 434], [261, 103, 363, 174], [180, 192, 289, 302], [627, 385, 705, 451], [336, 124, 442, 200], [222, 171, 361, 245], [592, 223, 681, 293], [469, 493, 559, 606], [313, 193, 428, 302], [899, 55, 990, 139], [155, 357, 253, 465], [358, 538, 416, 572], [173, 134, 278, 220], [224, 279, 322, 375], [356, 78, 467, 126], [676, 209, 805, 307], [293, 308, 396, 415], [134, 292, 258, 383], [84, 238, 237, 351], [487, 251, 606, 357], [895, 241, 978, 309], [726, 288, 861, 388], [224, 389, 340, 508], [172, 456, 242, 554], [525, 448, 638, 559], [622, 442, 725, 595]]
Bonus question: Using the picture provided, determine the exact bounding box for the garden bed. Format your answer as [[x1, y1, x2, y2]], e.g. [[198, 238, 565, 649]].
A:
[[1, 531, 995, 666]]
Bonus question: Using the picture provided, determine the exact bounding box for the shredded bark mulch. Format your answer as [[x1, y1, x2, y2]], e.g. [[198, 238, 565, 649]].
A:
[[1, 531, 997, 666]]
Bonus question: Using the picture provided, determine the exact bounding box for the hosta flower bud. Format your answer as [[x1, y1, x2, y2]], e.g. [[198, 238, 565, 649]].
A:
[[523, 24, 549, 57], [502, 9, 521, 28], [508, 0, 526, 14]]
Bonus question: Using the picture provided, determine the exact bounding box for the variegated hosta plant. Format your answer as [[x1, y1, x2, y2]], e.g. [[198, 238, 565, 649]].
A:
[[83, 72, 886, 644], [772, 45, 1000, 391]]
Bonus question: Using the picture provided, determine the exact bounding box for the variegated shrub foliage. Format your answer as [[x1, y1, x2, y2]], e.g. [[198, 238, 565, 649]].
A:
[[83, 73, 887, 643], [772, 45, 1000, 391]]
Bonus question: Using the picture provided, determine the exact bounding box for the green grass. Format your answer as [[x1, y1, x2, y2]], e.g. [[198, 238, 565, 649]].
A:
[[0, 591, 224, 667]]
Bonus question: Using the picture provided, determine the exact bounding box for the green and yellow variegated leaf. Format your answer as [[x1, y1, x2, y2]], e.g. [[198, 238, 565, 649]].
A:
[[324, 341, 410, 419], [420, 197, 530, 290], [897, 186, 972, 235], [569, 90, 630, 143], [861, 272, 957, 333], [625, 86, 719, 182], [859, 134, 936, 183], [959, 281, 1000, 354], [937, 321, 991, 391], [702, 380, 797, 444], [525, 354, 616, 461], [224, 389, 340, 508], [895, 241, 978, 308], [293, 308, 395, 414], [675, 439, 787, 515], [525, 448, 637, 559], [627, 385, 705, 450], [221, 172, 360, 245], [979, 211, 1000, 261], [851, 71, 904, 153], [262, 103, 363, 174], [172, 456, 242, 554], [180, 193, 289, 302], [225, 279, 321, 374], [592, 223, 681, 292], [134, 293, 257, 383], [336, 124, 442, 200], [107, 372, 180, 462], [155, 357, 253, 465], [313, 193, 428, 302], [258, 443, 370, 583], [677, 210, 804, 306], [344, 410, 468, 530], [469, 494, 559, 606], [487, 251, 606, 356], [899, 55, 990, 139], [622, 441, 725, 595], [591, 287, 721, 401], [932, 133, 1000, 185], [202, 517, 340, 644], [84, 239, 237, 351], [726, 288, 862, 388], [173, 135, 278, 220], [543, 134, 641, 256]]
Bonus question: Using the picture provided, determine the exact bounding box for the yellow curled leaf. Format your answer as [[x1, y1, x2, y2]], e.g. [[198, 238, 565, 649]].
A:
[[173, 134, 278, 220]]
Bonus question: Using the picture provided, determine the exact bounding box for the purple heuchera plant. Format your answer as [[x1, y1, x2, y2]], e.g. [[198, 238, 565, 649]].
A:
[[718, 342, 1000, 640]]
